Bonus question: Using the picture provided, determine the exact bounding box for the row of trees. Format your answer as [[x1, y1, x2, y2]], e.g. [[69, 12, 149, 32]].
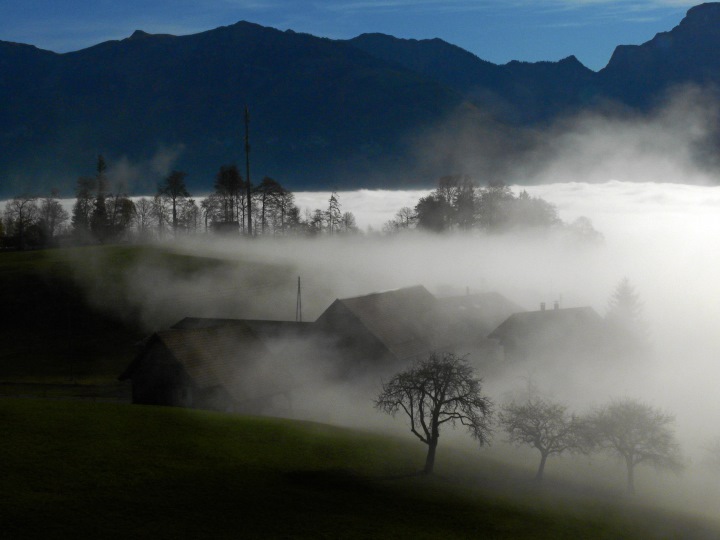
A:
[[1, 192, 70, 249], [1, 156, 361, 248], [383, 175, 603, 242], [376, 352, 682, 494], [3, 163, 604, 248]]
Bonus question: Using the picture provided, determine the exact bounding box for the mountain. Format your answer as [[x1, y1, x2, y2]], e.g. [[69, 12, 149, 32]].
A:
[[347, 34, 598, 123], [3, 3, 720, 196], [0, 22, 463, 195], [599, 3, 720, 107]]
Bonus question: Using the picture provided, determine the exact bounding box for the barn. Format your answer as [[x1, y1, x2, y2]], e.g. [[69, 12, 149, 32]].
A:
[[313, 285, 446, 375], [119, 322, 293, 413]]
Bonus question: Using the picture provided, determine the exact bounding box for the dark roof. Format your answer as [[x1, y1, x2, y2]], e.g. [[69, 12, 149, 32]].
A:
[[173, 317, 312, 335], [316, 285, 439, 361], [122, 323, 291, 402], [488, 307, 604, 342]]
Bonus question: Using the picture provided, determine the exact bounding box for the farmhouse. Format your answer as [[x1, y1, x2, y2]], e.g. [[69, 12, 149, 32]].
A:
[[119, 322, 293, 413], [120, 285, 527, 410], [488, 304, 607, 364], [314, 285, 445, 375]]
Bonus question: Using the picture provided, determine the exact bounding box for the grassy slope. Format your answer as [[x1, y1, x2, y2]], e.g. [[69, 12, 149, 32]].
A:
[[0, 245, 254, 384], [1, 399, 717, 539], [0, 247, 143, 383]]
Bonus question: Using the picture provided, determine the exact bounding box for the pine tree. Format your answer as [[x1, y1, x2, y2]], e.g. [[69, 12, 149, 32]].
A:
[[606, 278, 649, 356], [326, 192, 342, 235]]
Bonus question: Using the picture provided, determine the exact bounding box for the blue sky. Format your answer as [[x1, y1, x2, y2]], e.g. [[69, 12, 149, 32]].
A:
[[0, 1, 699, 71]]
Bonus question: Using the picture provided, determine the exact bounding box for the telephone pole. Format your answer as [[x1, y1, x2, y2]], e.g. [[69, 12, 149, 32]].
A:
[[245, 105, 253, 236], [296, 276, 302, 322]]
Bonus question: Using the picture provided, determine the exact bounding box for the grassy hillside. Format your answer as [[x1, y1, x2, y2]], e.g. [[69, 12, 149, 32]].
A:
[[1, 399, 717, 539], [0, 245, 269, 386], [0, 246, 139, 383]]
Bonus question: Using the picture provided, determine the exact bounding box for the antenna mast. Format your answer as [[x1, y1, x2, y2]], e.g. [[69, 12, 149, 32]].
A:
[[296, 276, 302, 322], [245, 105, 252, 236]]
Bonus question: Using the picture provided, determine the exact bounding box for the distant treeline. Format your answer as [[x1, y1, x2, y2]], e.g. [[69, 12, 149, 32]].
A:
[[0, 156, 359, 249], [384, 174, 602, 241], [1, 159, 602, 249]]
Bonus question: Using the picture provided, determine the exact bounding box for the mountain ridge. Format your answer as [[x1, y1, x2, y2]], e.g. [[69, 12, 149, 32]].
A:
[[2, 3, 720, 196]]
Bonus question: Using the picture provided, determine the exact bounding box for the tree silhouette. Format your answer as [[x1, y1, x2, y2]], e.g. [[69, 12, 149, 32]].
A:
[[375, 352, 493, 474], [587, 399, 682, 494], [499, 398, 585, 482], [606, 278, 649, 356], [158, 170, 190, 233]]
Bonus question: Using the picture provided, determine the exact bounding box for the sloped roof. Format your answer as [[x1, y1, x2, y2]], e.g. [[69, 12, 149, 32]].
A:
[[488, 307, 604, 343], [123, 323, 291, 402], [171, 317, 318, 354], [317, 285, 439, 361]]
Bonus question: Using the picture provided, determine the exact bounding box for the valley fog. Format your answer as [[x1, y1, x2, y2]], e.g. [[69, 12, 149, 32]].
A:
[[78, 181, 720, 444], [45, 88, 720, 522]]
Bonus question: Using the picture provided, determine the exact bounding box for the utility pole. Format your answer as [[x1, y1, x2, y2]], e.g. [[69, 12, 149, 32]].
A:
[[296, 276, 302, 322], [245, 105, 253, 236]]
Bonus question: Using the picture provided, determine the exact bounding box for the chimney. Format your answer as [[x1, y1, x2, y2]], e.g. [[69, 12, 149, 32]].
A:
[[553, 301, 559, 310], [540, 302, 546, 311]]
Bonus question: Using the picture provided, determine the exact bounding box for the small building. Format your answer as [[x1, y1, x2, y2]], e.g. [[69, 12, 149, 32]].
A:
[[119, 323, 292, 413]]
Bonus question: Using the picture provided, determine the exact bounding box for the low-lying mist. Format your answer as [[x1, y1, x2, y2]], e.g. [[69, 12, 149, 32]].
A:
[[55, 86, 720, 520]]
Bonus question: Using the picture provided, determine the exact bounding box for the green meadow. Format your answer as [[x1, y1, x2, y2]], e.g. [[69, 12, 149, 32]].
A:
[[3, 399, 718, 539]]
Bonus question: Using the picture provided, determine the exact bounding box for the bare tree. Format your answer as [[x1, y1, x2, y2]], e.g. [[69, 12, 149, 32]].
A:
[[375, 352, 493, 474], [135, 197, 155, 238], [178, 198, 200, 233], [587, 399, 683, 494], [39, 190, 69, 240], [395, 207, 417, 229], [200, 194, 222, 233], [3, 195, 39, 249], [339, 211, 358, 234], [499, 398, 585, 482], [255, 177, 284, 235], [158, 170, 190, 234], [152, 194, 172, 237]]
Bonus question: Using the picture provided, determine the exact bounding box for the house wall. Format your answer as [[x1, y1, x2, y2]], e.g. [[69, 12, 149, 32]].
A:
[[129, 343, 194, 408]]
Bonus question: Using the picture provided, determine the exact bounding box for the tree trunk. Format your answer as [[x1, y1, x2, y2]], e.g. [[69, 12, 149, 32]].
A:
[[424, 439, 438, 475], [625, 456, 635, 494], [535, 452, 548, 482]]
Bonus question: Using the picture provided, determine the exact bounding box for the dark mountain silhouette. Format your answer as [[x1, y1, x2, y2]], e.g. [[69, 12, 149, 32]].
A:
[[598, 3, 720, 107], [347, 34, 598, 123], [2, 3, 720, 196], [0, 22, 463, 195]]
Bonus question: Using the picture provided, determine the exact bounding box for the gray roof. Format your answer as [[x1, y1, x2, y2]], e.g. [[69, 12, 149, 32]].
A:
[[488, 307, 604, 343], [316, 285, 439, 361], [123, 323, 292, 402]]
